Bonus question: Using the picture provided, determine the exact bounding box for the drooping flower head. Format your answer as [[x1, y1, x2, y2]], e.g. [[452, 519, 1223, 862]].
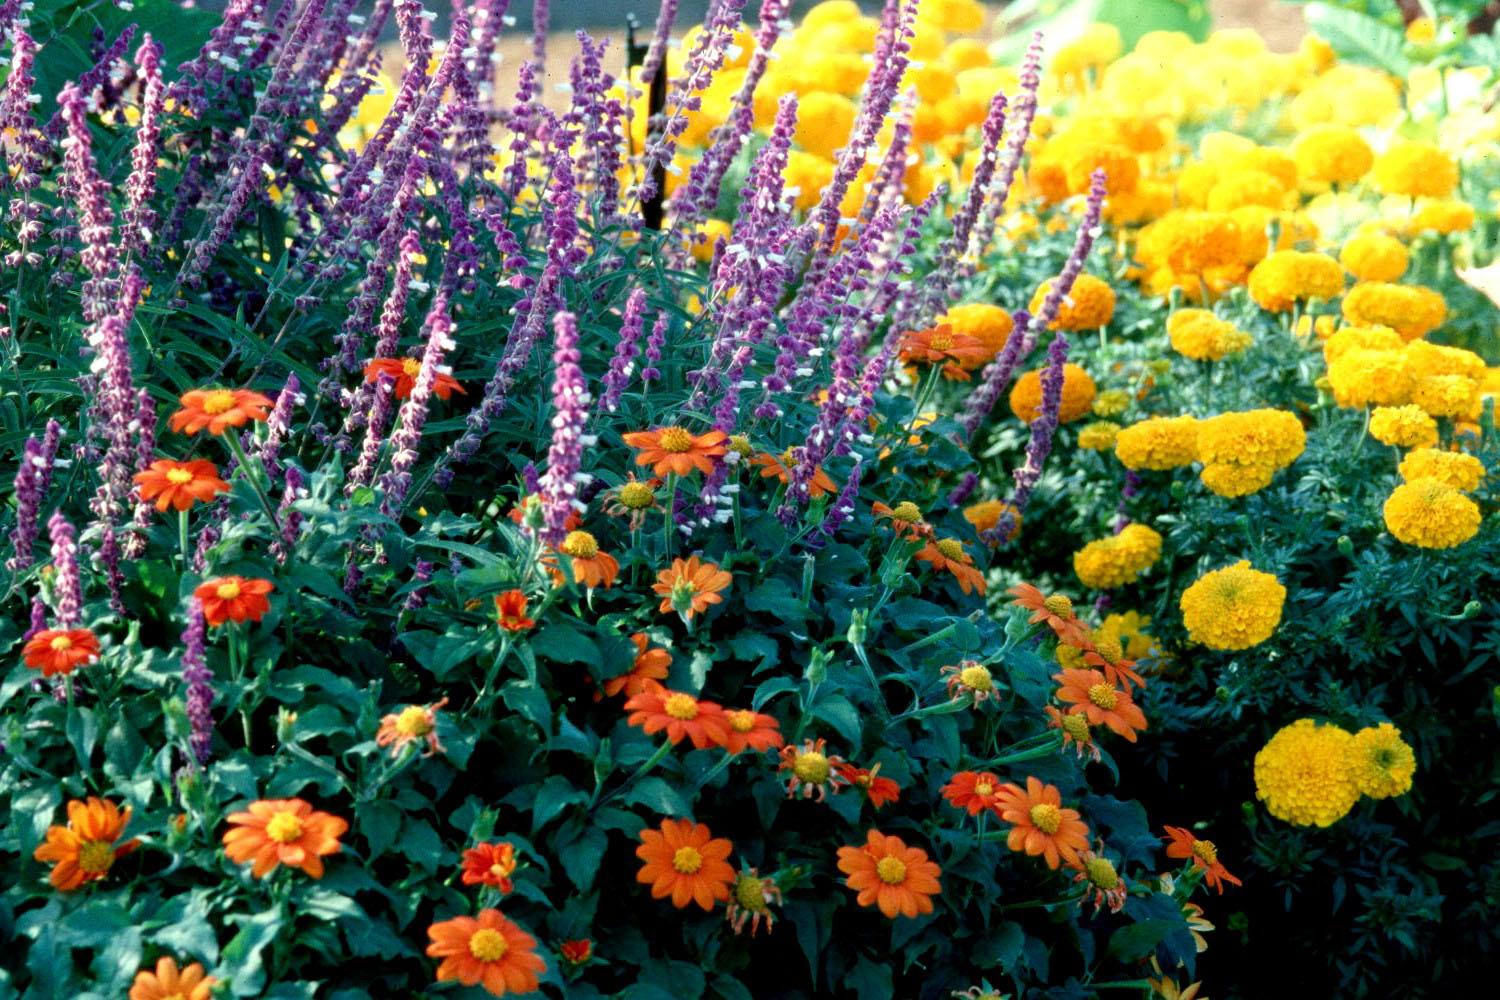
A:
[[1163, 825, 1243, 894], [33, 797, 140, 891]]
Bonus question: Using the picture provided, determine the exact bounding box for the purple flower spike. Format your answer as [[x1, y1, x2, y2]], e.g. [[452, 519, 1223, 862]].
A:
[[6, 423, 62, 572], [379, 293, 457, 518], [538, 311, 593, 547], [601, 287, 648, 413], [123, 35, 165, 259], [181, 598, 214, 765], [986, 331, 1069, 545], [48, 512, 84, 628]]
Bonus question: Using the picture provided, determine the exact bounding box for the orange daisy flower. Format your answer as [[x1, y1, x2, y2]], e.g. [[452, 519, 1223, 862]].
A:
[[652, 556, 732, 620], [426, 909, 546, 996], [750, 450, 837, 498], [364, 357, 466, 400], [129, 957, 216, 1000], [222, 798, 348, 878], [556, 530, 619, 589], [992, 776, 1091, 869], [623, 426, 729, 477], [376, 698, 448, 758], [1007, 583, 1092, 648], [836, 762, 901, 809], [899, 323, 992, 380], [1052, 669, 1148, 742], [133, 458, 230, 512], [494, 590, 536, 632], [168, 388, 275, 436], [32, 797, 140, 891], [23, 628, 101, 676], [559, 938, 594, 964], [1163, 826, 1243, 894], [624, 683, 731, 749], [778, 738, 847, 801], [634, 818, 736, 910], [836, 829, 943, 919], [941, 770, 1007, 816], [193, 576, 274, 626], [721, 708, 783, 755], [460, 841, 518, 893], [915, 537, 987, 595], [1045, 705, 1101, 762], [1082, 633, 1146, 690], [599, 633, 672, 700], [871, 500, 933, 540]]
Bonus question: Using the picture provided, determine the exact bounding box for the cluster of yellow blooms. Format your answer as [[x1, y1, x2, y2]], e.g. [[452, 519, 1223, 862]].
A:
[[1072, 524, 1163, 590], [1254, 719, 1416, 827]]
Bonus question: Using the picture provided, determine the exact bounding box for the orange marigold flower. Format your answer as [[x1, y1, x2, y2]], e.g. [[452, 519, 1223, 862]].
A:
[[559, 938, 594, 964], [599, 632, 672, 700], [635, 818, 736, 910], [1045, 705, 1101, 762], [623, 426, 729, 477], [461, 841, 518, 893], [1163, 825, 1243, 894], [1008, 583, 1092, 647], [993, 777, 1091, 869], [942, 770, 1006, 816], [726, 867, 783, 936], [624, 683, 731, 749], [376, 697, 449, 758], [494, 590, 536, 632], [23, 628, 101, 676], [1053, 668, 1148, 742], [168, 388, 275, 436], [871, 500, 933, 540], [899, 323, 992, 380], [778, 737, 848, 801], [916, 537, 987, 595], [652, 556, 732, 620], [129, 957, 216, 1000], [722, 708, 783, 754], [222, 798, 348, 878], [426, 908, 546, 996], [1081, 633, 1146, 690], [364, 356, 466, 400], [133, 458, 230, 512], [836, 762, 901, 808], [193, 575, 274, 626], [32, 797, 140, 891], [836, 829, 943, 919], [751, 449, 838, 497], [557, 530, 620, 589]]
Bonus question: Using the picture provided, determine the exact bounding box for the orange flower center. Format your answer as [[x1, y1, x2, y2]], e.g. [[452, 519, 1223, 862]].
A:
[[1061, 714, 1092, 742], [265, 811, 304, 843], [1087, 683, 1118, 710], [936, 538, 965, 560], [166, 467, 196, 485], [402, 358, 423, 378], [657, 427, 695, 452], [958, 664, 993, 691], [394, 706, 432, 738], [793, 751, 831, 785], [561, 531, 599, 559], [875, 856, 907, 884], [663, 693, 699, 720], [1085, 856, 1120, 890], [890, 501, 922, 522], [672, 846, 704, 874], [1029, 803, 1062, 835], [77, 839, 116, 875], [1094, 635, 1124, 664], [974, 780, 995, 797], [734, 874, 768, 911], [201, 390, 237, 415], [1043, 594, 1075, 617], [216, 581, 242, 600], [618, 482, 655, 509], [468, 928, 509, 962], [49, 634, 75, 651], [728, 710, 757, 733], [1191, 839, 1219, 865]]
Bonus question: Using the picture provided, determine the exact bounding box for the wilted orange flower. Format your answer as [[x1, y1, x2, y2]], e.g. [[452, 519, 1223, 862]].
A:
[[1163, 825, 1242, 894], [376, 698, 448, 758], [836, 829, 943, 918], [129, 957, 216, 1000], [750, 450, 837, 497], [494, 590, 536, 632], [193, 576, 274, 626], [1069, 842, 1129, 915], [836, 762, 901, 808], [426, 909, 546, 996], [556, 530, 619, 588], [1046, 705, 1101, 762], [1008, 583, 1092, 647], [222, 798, 348, 878], [23, 628, 101, 676], [726, 867, 783, 936], [942, 770, 1006, 816], [993, 777, 1091, 869], [1082, 633, 1146, 690], [916, 537, 987, 595], [624, 683, 730, 749], [1053, 668, 1148, 742], [652, 556, 732, 620], [722, 708, 783, 754], [623, 426, 729, 477], [900, 323, 992, 380], [169, 388, 275, 436], [559, 938, 594, 964], [635, 818, 736, 910], [778, 738, 847, 801], [871, 500, 933, 540], [599, 632, 672, 700], [941, 660, 998, 704], [364, 357, 466, 400], [133, 458, 230, 511], [33, 797, 140, 891], [461, 841, 518, 893]]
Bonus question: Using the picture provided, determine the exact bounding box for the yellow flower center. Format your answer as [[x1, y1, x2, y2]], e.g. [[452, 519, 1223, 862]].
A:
[[402, 358, 423, 378], [875, 856, 907, 884], [394, 706, 432, 738], [958, 664, 993, 691], [49, 634, 75, 651], [1061, 714, 1092, 742], [1191, 839, 1218, 865], [936, 538, 965, 560], [215, 581, 242, 600], [1043, 594, 1075, 617], [672, 846, 704, 874], [974, 780, 994, 797], [561, 530, 599, 559], [1087, 683, 1118, 710], [1094, 635, 1124, 664], [658, 427, 695, 453], [793, 751, 831, 785], [166, 467, 196, 485], [1029, 803, 1062, 835], [77, 839, 116, 874], [265, 811, 303, 844], [728, 710, 757, 733], [890, 501, 922, 522], [1085, 856, 1120, 890], [929, 330, 954, 351], [200, 390, 236, 415], [619, 482, 655, 509], [663, 693, 699, 721], [734, 875, 768, 911], [468, 928, 509, 963]]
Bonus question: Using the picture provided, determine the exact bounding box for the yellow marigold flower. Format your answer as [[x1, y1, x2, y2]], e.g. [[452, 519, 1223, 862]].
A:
[[1167, 309, 1252, 362], [1254, 719, 1360, 827], [1247, 251, 1344, 312], [1293, 125, 1373, 186], [1052, 22, 1122, 85], [1398, 448, 1485, 491], [1206, 170, 1289, 213], [1078, 421, 1121, 451], [1326, 348, 1413, 408], [1338, 233, 1408, 283], [1030, 274, 1117, 331], [1137, 210, 1243, 276], [1411, 374, 1481, 420], [1322, 325, 1405, 364], [1009, 363, 1097, 424], [1383, 476, 1482, 548], [940, 303, 1014, 360], [1072, 524, 1163, 590], [1195, 409, 1305, 498], [784, 151, 835, 212], [1369, 405, 1438, 449], [1179, 560, 1285, 651], [1403, 340, 1486, 381], [1114, 416, 1200, 471], [962, 500, 1022, 540], [1341, 282, 1446, 341], [1411, 199, 1476, 235], [1345, 724, 1416, 799], [1295, 314, 1339, 341], [1371, 141, 1457, 199], [1092, 389, 1132, 419], [794, 92, 857, 160]]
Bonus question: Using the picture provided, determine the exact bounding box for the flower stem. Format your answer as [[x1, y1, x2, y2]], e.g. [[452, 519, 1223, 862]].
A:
[[593, 739, 674, 810]]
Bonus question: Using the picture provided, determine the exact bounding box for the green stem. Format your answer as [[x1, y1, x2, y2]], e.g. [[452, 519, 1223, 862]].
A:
[[593, 740, 674, 810], [691, 752, 735, 793], [178, 509, 191, 568], [225, 431, 283, 534]]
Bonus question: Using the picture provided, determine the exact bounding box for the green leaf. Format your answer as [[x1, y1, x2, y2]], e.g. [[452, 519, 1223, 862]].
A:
[[810, 694, 862, 746], [532, 623, 602, 668], [973, 922, 1025, 969], [553, 822, 609, 892], [623, 776, 691, 817], [217, 910, 283, 995], [1107, 919, 1178, 961], [502, 681, 552, 734], [1302, 2, 1412, 76], [847, 958, 893, 1000], [531, 775, 586, 831]]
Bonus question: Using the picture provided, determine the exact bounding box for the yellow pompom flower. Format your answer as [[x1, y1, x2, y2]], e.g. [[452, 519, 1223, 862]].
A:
[[1369, 405, 1438, 449], [1194, 410, 1306, 498], [1247, 251, 1345, 312], [1206, 170, 1289, 213], [1137, 210, 1243, 277], [1411, 199, 1476, 235], [784, 151, 835, 212], [1322, 325, 1405, 365], [1114, 416, 1200, 471], [1030, 274, 1117, 331], [1398, 448, 1485, 491], [1072, 524, 1163, 590], [1382, 477, 1482, 548], [1293, 125, 1373, 186], [1179, 560, 1286, 651], [1168, 309, 1252, 362], [940, 303, 1013, 360], [1410, 374, 1481, 420], [1339, 233, 1408, 283], [1077, 421, 1121, 451], [1009, 364, 1097, 424], [1326, 348, 1413, 408], [1345, 724, 1416, 800], [1403, 340, 1486, 381], [794, 92, 857, 159], [1254, 719, 1359, 827], [1341, 282, 1446, 342], [1091, 389, 1132, 419], [1371, 141, 1458, 198]]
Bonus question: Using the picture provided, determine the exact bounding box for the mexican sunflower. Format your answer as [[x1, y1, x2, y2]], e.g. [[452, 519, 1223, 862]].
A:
[[721, 708, 783, 754], [222, 798, 348, 878], [32, 797, 140, 891], [168, 388, 275, 436], [22, 628, 101, 676], [598, 632, 671, 700], [941, 770, 1007, 816], [494, 590, 536, 632], [836, 829, 942, 918], [1163, 826, 1243, 894], [460, 841, 517, 892], [129, 957, 216, 1000], [635, 818, 736, 910], [750, 450, 837, 497], [1053, 668, 1148, 741], [375, 698, 448, 758], [652, 556, 732, 620], [133, 458, 230, 511], [899, 323, 992, 380], [1007, 583, 1092, 647], [364, 356, 466, 400], [871, 500, 932, 540], [193, 576, 274, 626], [624, 683, 730, 749], [559, 939, 593, 964], [915, 537, 986, 595], [837, 762, 901, 808], [426, 909, 546, 996], [623, 426, 728, 477], [1082, 634, 1146, 690], [993, 777, 1091, 869], [556, 530, 619, 588]]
